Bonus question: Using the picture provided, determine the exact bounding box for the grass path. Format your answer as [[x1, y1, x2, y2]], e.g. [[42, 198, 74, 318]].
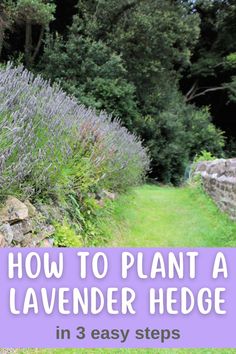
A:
[[109, 184, 236, 247], [9, 184, 236, 354], [8, 349, 236, 354]]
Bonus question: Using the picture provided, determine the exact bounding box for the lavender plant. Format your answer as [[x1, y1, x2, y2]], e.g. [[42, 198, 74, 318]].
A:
[[0, 64, 149, 200]]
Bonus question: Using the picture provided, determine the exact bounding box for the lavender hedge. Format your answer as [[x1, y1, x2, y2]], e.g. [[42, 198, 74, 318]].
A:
[[0, 64, 149, 199]]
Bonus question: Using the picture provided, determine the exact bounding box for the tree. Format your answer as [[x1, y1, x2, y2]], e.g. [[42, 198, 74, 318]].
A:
[[15, 0, 55, 67], [137, 88, 224, 184], [40, 22, 140, 129], [178, 0, 236, 157], [39, 0, 225, 183], [75, 0, 200, 115], [184, 0, 236, 103], [0, 0, 16, 58]]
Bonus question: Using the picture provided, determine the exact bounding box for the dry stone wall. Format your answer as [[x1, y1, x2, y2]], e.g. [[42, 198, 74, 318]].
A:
[[0, 197, 55, 247], [0, 189, 116, 248], [194, 158, 236, 220]]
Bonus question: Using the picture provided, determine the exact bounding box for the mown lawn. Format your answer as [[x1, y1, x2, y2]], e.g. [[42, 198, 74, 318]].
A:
[[7, 349, 236, 354], [109, 184, 236, 247], [7, 184, 236, 354]]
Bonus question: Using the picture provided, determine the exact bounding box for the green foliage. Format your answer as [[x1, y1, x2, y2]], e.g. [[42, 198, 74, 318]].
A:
[[58, 190, 114, 247], [0, 0, 16, 27], [16, 0, 55, 26], [0, 64, 149, 245], [41, 23, 224, 184], [1, 0, 230, 185], [104, 0, 200, 107], [224, 76, 236, 102], [57, 164, 114, 244], [190, 52, 221, 78], [0, 0, 17, 57], [193, 150, 217, 164], [65, 0, 200, 116], [224, 136, 236, 158], [40, 33, 139, 129], [39, 0, 223, 184], [141, 91, 224, 184], [187, 0, 236, 106], [53, 221, 82, 247], [225, 52, 236, 68], [215, 0, 236, 53], [13, 0, 56, 66], [191, 150, 218, 183]]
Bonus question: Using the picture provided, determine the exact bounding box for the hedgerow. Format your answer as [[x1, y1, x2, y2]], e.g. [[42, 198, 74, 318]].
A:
[[0, 64, 149, 245]]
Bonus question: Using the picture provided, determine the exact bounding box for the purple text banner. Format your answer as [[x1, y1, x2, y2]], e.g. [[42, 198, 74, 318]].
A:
[[0, 248, 235, 348]]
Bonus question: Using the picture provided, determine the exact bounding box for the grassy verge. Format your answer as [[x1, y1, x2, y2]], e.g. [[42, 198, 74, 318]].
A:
[[5, 349, 236, 354], [108, 184, 236, 247]]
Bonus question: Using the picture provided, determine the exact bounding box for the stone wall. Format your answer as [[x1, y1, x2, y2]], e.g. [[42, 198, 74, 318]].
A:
[[194, 158, 236, 220], [0, 197, 55, 247], [0, 190, 116, 248]]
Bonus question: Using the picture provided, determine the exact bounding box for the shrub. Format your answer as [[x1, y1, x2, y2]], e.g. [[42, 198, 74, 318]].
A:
[[0, 64, 149, 245], [53, 221, 83, 247], [193, 150, 218, 164], [39, 33, 140, 130], [188, 150, 219, 185], [0, 64, 150, 200], [142, 94, 224, 185]]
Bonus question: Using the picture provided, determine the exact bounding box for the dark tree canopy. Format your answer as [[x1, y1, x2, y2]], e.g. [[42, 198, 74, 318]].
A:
[[0, 0, 235, 183]]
